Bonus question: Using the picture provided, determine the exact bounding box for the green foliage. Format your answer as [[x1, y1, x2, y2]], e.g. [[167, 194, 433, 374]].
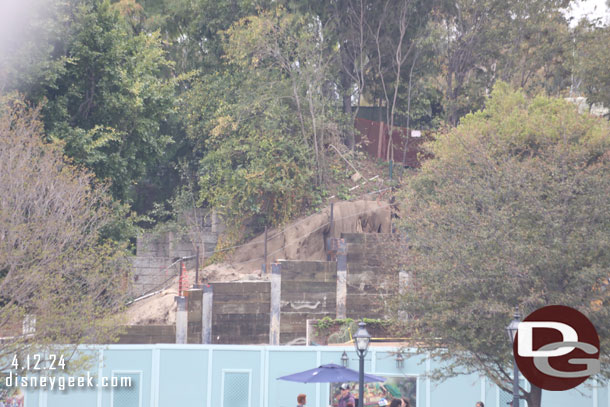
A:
[[141, 0, 266, 73], [436, 0, 572, 125], [314, 317, 389, 334], [196, 8, 343, 230], [0, 0, 72, 98], [199, 106, 317, 228], [394, 83, 610, 406], [314, 317, 354, 333], [11, 0, 177, 206], [573, 22, 610, 113]]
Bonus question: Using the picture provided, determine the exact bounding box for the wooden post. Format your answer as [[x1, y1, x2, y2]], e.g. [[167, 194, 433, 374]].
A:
[[178, 259, 184, 296]]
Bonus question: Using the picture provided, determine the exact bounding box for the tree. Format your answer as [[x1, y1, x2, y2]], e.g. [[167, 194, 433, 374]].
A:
[[393, 83, 610, 407], [4, 0, 178, 207], [139, 0, 266, 74], [0, 0, 71, 98], [283, 0, 436, 149], [0, 98, 129, 365], [436, 0, 572, 125], [195, 8, 343, 230], [573, 22, 610, 115]]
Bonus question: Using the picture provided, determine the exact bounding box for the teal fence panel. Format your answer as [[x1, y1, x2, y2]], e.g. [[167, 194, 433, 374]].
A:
[[158, 348, 208, 407], [17, 344, 607, 407]]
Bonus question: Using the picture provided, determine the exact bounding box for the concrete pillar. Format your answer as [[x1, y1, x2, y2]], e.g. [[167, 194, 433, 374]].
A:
[[270, 263, 281, 345], [398, 270, 409, 321], [399, 270, 409, 294], [336, 238, 347, 319], [175, 296, 187, 344], [211, 210, 219, 233], [202, 284, 213, 344]]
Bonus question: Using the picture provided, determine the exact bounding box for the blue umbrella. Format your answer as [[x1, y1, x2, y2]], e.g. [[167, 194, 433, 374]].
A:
[[277, 363, 386, 383]]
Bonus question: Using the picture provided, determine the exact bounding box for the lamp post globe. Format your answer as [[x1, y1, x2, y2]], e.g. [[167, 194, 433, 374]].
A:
[[353, 322, 371, 407]]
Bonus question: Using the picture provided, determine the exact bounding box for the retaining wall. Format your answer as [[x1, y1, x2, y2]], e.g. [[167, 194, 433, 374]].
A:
[[131, 211, 223, 297], [343, 233, 397, 319], [279, 260, 337, 344], [133, 233, 398, 345], [211, 282, 271, 344]]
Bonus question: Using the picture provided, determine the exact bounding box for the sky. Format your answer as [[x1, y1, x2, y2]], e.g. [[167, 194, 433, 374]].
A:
[[567, 0, 610, 25]]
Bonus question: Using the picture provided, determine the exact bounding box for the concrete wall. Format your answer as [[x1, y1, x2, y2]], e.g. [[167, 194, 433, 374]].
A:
[[211, 282, 271, 344], [129, 232, 399, 345], [342, 233, 397, 319], [279, 260, 337, 345], [131, 256, 182, 299], [131, 212, 223, 297], [116, 325, 176, 344], [186, 288, 203, 344]]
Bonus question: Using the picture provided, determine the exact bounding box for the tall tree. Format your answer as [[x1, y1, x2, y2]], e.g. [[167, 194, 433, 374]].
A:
[[436, 0, 572, 125], [573, 22, 610, 115], [393, 83, 610, 407], [3, 0, 178, 208], [0, 98, 129, 363], [43, 1, 177, 204], [196, 9, 334, 230]]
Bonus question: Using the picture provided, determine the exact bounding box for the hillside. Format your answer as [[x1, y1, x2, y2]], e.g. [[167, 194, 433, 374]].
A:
[[124, 199, 392, 325]]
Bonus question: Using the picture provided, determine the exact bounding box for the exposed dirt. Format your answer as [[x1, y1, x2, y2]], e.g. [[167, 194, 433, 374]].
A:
[[124, 287, 178, 325], [124, 199, 391, 325]]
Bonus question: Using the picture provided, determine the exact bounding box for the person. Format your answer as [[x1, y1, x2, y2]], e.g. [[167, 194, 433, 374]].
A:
[[378, 398, 389, 406], [337, 383, 355, 407], [297, 393, 306, 407], [476, 402, 484, 407], [402, 398, 410, 407], [389, 399, 402, 407]]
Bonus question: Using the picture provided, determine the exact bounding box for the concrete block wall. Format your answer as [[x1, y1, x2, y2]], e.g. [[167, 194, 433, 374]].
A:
[[279, 260, 337, 344], [165, 232, 401, 345], [186, 289, 203, 344], [211, 282, 271, 344], [116, 325, 176, 344], [342, 233, 398, 320], [131, 213, 223, 297], [131, 256, 180, 298]]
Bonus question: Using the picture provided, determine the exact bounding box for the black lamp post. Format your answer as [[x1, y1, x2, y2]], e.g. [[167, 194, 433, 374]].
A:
[[506, 307, 521, 407], [353, 321, 371, 407]]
